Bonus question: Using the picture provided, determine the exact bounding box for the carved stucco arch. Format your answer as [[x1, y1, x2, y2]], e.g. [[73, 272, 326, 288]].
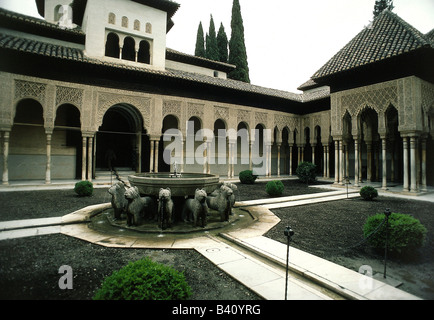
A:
[[97, 94, 150, 132]]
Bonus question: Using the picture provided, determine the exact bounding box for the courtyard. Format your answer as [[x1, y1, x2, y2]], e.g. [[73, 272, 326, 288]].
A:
[[0, 179, 432, 300]]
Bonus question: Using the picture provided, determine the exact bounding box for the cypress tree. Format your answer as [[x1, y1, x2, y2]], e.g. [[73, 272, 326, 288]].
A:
[[217, 22, 229, 63], [373, 0, 394, 18], [228, 0, 250, 83], [194, 22, 205, 58], [206, 15, 218, 61]]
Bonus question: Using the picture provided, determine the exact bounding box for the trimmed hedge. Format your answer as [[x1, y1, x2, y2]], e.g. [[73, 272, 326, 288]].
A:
[[266, 180, 284, 197], [239, 170, 258, 184], [74, 180, 93, 197], [296, 162, 317, 184], [363, 212, 427, 255], [93, 258, 192, 300], [360, 186, 378, 201]]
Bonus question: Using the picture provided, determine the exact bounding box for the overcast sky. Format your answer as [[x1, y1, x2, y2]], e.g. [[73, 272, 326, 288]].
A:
[[1, 0, 433, 92]]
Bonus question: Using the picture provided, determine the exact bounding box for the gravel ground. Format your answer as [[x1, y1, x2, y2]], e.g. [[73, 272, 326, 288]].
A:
[[0, 179, 433, 300]]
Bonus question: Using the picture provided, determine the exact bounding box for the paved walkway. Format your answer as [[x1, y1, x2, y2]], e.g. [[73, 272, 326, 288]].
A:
[[0, 179, 425, 300]]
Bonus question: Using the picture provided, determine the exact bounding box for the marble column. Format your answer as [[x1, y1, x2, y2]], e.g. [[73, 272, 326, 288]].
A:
[[354, 139, 359, 187], [82, 136, 87, 180], [289, 145, 293, 176], [334, 140, 339, 184], [2, 131, 10, 185], [87, 135, 93, 181], [149, 140, 155, 173], [381, 137, 387, 190], [154, 140, 159, 173], [410, 136, 418, 193], [402, 137, 409, 191], [421, 138, 427, 192], [136, 132, 142, 173], [45, 132, 52, 184], [277, 143, 281, 177], [366, 141, 372, 182], [339, 140, 344, 184]]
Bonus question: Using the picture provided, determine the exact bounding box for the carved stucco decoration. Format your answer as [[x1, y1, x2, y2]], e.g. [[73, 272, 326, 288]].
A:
[[97, 92, 151, 130]]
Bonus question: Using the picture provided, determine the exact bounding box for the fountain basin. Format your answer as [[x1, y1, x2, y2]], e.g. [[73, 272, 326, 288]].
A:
[[128, 172, 220, 197]]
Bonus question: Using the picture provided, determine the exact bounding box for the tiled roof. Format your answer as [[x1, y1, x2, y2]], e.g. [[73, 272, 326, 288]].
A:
[[166, 48, 236, 73], [0, 32, 328, 103], [312, 10, 433, 80], [426, 29, 434, 44], [0, 7, 85, 40]]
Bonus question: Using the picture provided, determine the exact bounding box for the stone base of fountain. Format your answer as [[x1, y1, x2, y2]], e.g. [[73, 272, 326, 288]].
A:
[[90, 207, 252, 236]]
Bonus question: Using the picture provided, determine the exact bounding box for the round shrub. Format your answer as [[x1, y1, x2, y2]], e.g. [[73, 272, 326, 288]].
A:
[[239, 170, 258, 184], [360, 186, 378, 201], [363, 212, 427, 255], [93, 258, 192, 300], [296, 162, 317, 184], [266, 180, 284, 197], [74, 180, 93, 197]]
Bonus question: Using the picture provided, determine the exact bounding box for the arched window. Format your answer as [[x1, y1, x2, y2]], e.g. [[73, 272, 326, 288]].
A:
[[105, 32, 120, 58], [122, 16, 128, 28], [137, 40, 150, 64], [122, 37, 136, 61], [145, 22, 152, 33], [134, 19, 140, 31], [108, 12, 116, 24]]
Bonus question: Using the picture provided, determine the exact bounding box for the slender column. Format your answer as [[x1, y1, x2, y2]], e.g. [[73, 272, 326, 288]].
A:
[[2, 131, 10, 185], [180, 139, 185, 173], [227, 139, 231, 177], [323, 146, 327, 177], [249, 140, 253, 170], [269, 144, 272, 177], [345, 143, 349, 181], [410, 136, 417, 192], [203, 139, 207, 174], [381, 137, 387, 190], [358, 142, 363, 182], [312, 144, 316, 165], [45, 132, 52, 184], [366, 142, 372, 182], [390, 140, 395, 182], [402, 137, 409, 191], [326, 145, 330, 178], [207, 141, 212, 174], [354, 139, 359, 187], [149, 140, 155, 172], [339, 140, 344, 184], [289, 145, 293, 176], [154, 140, 159, 173], [136, 132, 142, 173], [421, 138, 427, 192], [81, 136, 87, 180], [334, 140, 339, 184], [87, 136, 93, 181], [277, 143, 281, 177], [232, 142, 236, 178]]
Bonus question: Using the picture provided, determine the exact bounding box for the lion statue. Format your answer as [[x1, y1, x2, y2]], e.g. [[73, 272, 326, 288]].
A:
[[124, 186, 155, 226], [158, 188, 173, 229], [183, 188, 208, 227], [206, 185, 233, 222], [108, 182, 128, 220], [211, 182, 238, 209]]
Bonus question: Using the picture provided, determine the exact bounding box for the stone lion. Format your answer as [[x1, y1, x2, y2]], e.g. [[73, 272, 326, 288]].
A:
[[211, 182, 238, 208], [108, 182, 128, 220], [183, 188, 208, 227], [206, 185, 233, 222], [124, 186, 154, 226], [158, 188, 173, 229]]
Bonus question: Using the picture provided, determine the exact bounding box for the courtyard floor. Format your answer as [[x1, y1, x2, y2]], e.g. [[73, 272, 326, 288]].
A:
[[0, 178, 432, 300]]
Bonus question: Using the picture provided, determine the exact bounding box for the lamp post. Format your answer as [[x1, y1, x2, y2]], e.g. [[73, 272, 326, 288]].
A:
[[284, 226, 294, 300], [384, 208, 391, 279]]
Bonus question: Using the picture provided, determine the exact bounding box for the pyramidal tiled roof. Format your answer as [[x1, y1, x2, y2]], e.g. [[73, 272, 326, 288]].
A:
[[312, 10, 433, 80]]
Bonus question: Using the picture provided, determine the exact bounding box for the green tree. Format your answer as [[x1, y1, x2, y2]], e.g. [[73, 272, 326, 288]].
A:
[[228, 0, 250, 83], [217, 22, 228, 63], [205, 15, 218, 61], [373, 0, 394, 18], [194, 22, 206, 58]]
